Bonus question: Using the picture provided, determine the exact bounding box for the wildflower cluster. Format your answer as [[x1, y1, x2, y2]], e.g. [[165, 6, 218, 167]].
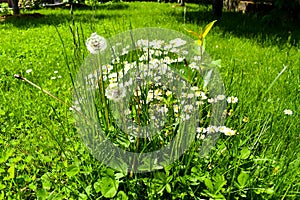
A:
[[75, 32, 239, 153]]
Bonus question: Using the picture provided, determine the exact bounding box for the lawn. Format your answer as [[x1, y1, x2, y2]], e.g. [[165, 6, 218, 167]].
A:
[[0, 2, 299, 199]]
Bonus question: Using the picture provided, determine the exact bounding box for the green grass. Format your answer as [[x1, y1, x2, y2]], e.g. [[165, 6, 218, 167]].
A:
[[0, 2, 299, 199]]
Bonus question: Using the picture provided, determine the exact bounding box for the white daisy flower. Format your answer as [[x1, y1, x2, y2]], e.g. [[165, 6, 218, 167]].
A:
[[284, 109, 293, 115], [227, 96, 238, 103]]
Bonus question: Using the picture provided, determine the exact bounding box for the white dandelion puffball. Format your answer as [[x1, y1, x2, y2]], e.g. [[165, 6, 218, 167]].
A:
[[86, 33, 107, 54], [105, 83, 126, 102]]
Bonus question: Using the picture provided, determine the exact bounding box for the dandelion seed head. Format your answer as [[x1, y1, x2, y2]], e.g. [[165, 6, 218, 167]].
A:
[[86, 33, 107, 54]]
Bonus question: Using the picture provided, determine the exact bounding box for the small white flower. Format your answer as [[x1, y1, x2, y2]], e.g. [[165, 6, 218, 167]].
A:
[[69, 105, 81, 111], [183, 104, 194, 112], [208, 98, 217, 103], [284, 109, 293, 115], [187, 93, 194, 99], [216, 95, 226, 101], [193, 56, 201, 61], [196, 127, 203, 133], [191, 86, 199, 91], [203, 126, 219, 134], [54, 70, 58, 74], [26, 69, 32, 74], [173, 105, 179, 113], [223, 128, 238, 136], [189, 62, 200, 70], [169, 38, 186, 47], [51, 76, 56, 80], [227, 96, 238, 103], [195, 101, 204, 106], [86, 33, 107, 54], [166, 91, 172, 97]]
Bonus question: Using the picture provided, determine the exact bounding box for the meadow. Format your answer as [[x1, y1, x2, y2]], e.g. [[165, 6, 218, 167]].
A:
[[0, 2, 299, 199]]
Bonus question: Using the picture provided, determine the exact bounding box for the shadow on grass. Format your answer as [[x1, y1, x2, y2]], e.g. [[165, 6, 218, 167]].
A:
[[0, 3, 129, 29], [181, 7, 300, 46]]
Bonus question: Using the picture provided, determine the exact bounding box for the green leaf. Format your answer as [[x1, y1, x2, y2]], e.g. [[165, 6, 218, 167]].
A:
[[265, 188, 274, 194], [116, 191, 128, 200], [100, 176, 119, 198], [213, 174, 227, 193], [101, 168, 115, 178], [41, 172, 52, 191], [0, 183, 6, 190], [36, 189, 48, 200], [0, 148, 14, 164], [4, 164, 14, 180], [78, 193, 88, 200], [66, 165, 80, 177], [165, 183, 171, 193], [204, 178, 214, 193], [237, 171, 249, 187], [115, 172, 126, 180], [94, 180, 102, 193], [240, 148, 251, 159]]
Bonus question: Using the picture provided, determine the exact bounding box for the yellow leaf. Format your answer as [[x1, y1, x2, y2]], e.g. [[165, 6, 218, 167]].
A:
[[185, 28, 200, 38], [201, 20, 217, 40]]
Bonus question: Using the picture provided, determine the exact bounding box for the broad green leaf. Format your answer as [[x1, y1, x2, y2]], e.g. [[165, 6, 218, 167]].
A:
[[165, 183, 171, 193], [66, 165, 80, 177], [116, 191, 128, 200], [100, 176, 119, 198], [115, 172, 126, 180], [240, 148, 251, 159], [41, 172, 52, 190], [237, 171, 249, 187], [85, 185, 92, 196], [213, 174, 227, 193], [204, 178, 214, 193], [78, 193, 87, 200], [101, 168, 115, 178], [36, 189, 48, 200]]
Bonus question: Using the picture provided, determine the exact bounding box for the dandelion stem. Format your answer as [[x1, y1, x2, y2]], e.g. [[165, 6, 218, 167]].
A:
[[14, 74, 66, 106], [14, 74, 93, 126]]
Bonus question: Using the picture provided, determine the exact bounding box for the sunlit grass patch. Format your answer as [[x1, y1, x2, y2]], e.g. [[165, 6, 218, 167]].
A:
[[0, 2, 299, 199]]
